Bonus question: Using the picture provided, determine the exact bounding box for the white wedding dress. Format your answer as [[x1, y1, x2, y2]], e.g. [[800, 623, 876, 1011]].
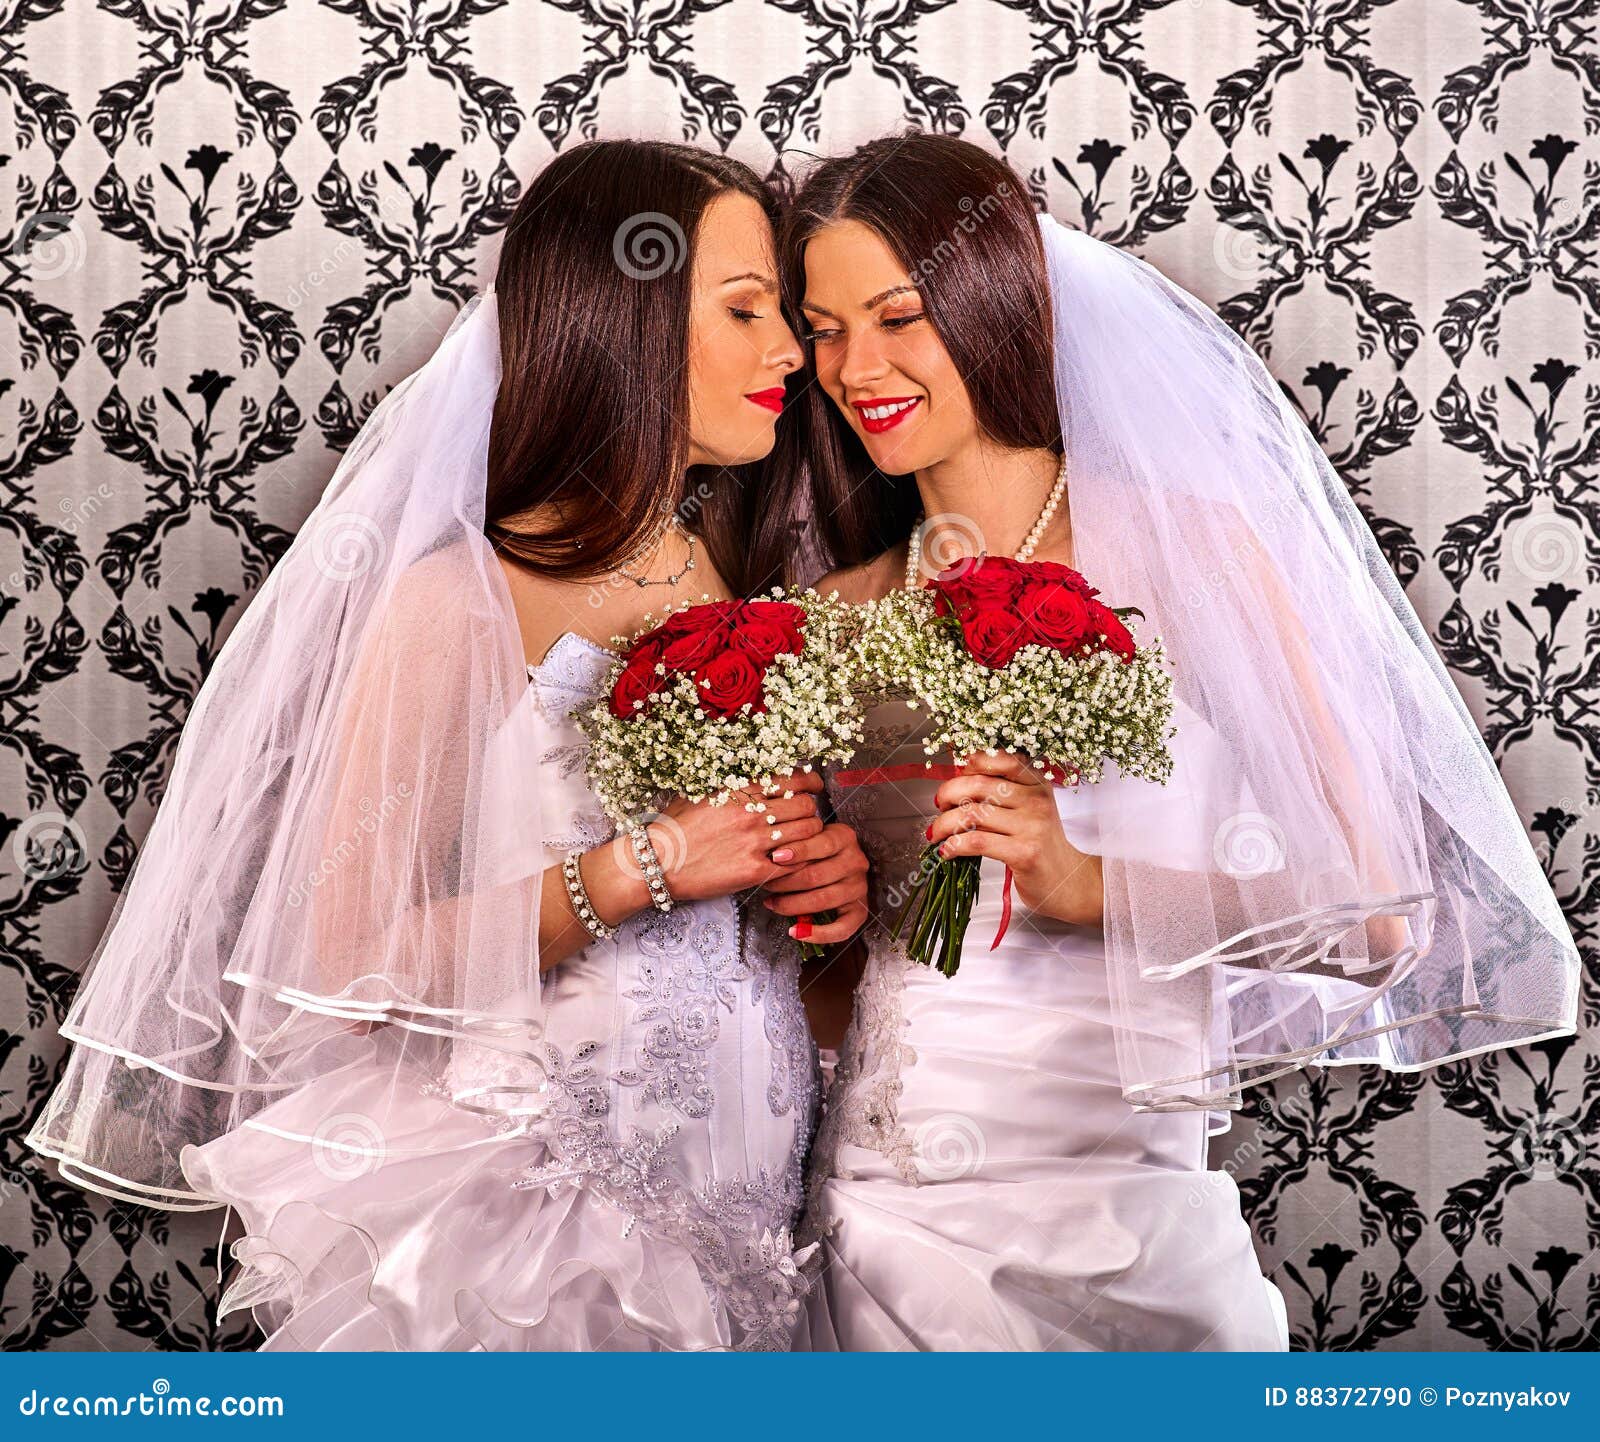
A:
[[796, 685, 1291, 1351], [183, 632, 821, 1351]]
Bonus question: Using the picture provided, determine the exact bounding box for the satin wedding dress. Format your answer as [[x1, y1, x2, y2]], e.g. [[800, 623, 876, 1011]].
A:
[[796, 682, 1291, 1352], [184, 631, 821, 1351]]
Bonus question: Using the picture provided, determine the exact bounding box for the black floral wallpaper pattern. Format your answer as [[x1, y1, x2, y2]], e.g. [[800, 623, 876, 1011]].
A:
[[1, 0, 1595, 1351]]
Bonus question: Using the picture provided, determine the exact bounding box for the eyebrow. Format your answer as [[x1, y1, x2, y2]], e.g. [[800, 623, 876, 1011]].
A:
[[722, 271, 778, 292], [800, 283, 920, 317]]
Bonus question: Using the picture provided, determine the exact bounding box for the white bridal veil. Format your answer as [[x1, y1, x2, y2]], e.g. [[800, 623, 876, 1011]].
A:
[[26, 285, 553, 1206], [1039, 212, 1581, 1112]]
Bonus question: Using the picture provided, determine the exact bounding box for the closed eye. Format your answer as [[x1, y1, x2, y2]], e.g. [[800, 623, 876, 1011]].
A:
[[803, 313, 924, 344]]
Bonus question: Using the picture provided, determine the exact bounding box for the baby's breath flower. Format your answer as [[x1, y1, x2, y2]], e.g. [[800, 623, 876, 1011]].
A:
[[579, 589, 865, 824], [853, 587, 1176, 787]]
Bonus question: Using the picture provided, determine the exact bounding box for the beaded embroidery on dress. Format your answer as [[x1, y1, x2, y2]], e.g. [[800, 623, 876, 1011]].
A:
[[181, 631, 822, 1351]]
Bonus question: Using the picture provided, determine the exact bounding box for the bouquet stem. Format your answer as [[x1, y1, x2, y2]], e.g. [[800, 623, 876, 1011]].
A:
[[892, 848, 980, 977]]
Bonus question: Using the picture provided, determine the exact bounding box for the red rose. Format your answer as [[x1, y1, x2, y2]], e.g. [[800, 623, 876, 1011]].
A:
[[730, 620, 796, 664], [661, 623, 725, 671], [659, 600, 734, 638], [737, 600, 805, 655], [1017, 580, 1090, 651], [1088, 600, 1136, 661], [731, 600, 805, 662], [626, 622, 671, 662], [961, 607, 1031, 669], [609, 656, 668, 718], [694, 650, 766, 717], [1026, 559, 1100, 600], [936, 555, 1022, 608]]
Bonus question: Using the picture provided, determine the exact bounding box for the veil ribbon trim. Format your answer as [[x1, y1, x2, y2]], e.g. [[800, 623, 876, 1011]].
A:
[[1037, 213, 1580, 1112]]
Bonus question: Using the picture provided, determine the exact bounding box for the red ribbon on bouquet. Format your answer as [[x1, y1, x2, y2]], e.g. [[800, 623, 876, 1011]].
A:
[[830, 761, 965, 788], [993, 864, 1015, 950]]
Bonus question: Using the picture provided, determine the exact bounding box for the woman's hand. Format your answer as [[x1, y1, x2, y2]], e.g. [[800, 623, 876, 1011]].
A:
[[759, 821, 871, 944], [927, 750, 1103, 926], [579, 768, 827, 922], [541, 771, 833, 971]]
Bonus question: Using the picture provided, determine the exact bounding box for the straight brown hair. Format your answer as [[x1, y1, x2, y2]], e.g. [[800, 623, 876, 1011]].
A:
[[764, 132, 1063, 580], [487, 139, 790, 596]]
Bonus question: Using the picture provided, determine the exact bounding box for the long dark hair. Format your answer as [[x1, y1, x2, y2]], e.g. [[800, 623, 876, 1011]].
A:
[[487, 139, 789, 596], [765, 133, 1063, 580]]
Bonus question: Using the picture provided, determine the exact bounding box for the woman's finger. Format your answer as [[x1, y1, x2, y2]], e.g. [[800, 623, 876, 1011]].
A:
[[926, 800, 1026, 846], [759, 813, 825, 852], [958, 749, 1049, 786], [750, 768, 825, 801], [747, 791, 819, 825], [766, 823, 849, 867], [936, 827, 1029, 869], [932, 772, 1021, 812], [763, 848, 865, 894], [764, 878, 865, 917], [790, 902, 868, 945], [762, 855, 852, 892]]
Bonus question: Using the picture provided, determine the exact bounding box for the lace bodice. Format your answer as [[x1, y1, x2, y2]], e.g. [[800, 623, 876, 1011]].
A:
[[503, 631, 822, 1349]]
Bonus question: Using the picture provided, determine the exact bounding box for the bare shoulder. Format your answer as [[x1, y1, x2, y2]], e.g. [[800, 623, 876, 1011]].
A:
[[810, 545, 905, 604]]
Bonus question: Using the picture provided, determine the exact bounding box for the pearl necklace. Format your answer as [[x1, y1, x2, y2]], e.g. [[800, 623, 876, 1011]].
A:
[[903, 451, 1069, 589]]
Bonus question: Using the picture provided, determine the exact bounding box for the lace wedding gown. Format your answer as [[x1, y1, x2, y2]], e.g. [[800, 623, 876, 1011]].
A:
[[183, 632, 821, 1351], [796, 686, 1291, 1352]]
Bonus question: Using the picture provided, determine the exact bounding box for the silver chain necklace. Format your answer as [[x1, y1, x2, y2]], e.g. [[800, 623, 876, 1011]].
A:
[[618, 518, 697, 588]]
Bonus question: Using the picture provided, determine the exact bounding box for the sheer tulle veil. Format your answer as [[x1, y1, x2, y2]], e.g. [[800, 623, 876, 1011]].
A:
[[1038, 212, 1580, 1112], [26, 284, 555, 1206]]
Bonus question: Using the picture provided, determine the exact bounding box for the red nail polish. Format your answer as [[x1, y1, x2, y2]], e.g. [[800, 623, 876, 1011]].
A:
[[924, 822, 933, 841], [793, 917, 814, 940]]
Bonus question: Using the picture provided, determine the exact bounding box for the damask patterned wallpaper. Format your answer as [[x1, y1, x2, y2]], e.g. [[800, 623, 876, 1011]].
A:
[[1, 0, 1595, 1351]]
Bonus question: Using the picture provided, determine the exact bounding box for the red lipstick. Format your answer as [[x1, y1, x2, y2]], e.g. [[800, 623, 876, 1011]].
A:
[[851, 395, 922, 434], [745, 387, 786, 414]]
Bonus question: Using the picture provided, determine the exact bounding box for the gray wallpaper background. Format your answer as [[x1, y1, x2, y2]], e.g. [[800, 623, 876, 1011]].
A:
[[1, 0, 1597, 1350]]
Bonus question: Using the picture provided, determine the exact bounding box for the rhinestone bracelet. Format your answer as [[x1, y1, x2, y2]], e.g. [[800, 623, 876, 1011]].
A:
[[562, 848, 617, 942], [628, 823, 675, 913]]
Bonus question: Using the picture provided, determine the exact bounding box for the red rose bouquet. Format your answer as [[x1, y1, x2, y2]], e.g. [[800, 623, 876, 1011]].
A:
[[580, 590, 863, 957], [854, 554, 1175, 976]]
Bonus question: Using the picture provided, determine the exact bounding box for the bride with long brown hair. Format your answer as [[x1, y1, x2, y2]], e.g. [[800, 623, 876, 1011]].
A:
[[26, 139, 869, 1352], [765, 133, 1578, 1351]]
